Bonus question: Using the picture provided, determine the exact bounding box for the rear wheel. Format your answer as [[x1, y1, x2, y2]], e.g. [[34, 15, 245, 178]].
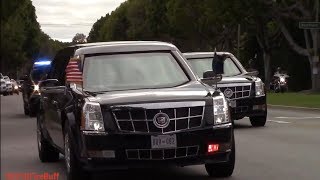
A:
[[37, 113, 60, 162], [24, 104, 30, 115], [205, 134, 235, 177], [64, 121, 90, 180], [250, 115, 267, 127]]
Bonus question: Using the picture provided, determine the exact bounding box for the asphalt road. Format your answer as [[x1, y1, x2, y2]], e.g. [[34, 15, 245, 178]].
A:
[[1, 94, 320, 180]]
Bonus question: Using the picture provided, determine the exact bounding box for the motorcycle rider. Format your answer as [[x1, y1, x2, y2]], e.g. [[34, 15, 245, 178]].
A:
[[271, 67, 289, 92], [274, 67, 282, 76]]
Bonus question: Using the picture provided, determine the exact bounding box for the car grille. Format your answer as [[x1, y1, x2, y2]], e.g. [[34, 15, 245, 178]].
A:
[[111, 102, 205, 133], [126, 146, 199, 160], [219, 84, 252, 100]]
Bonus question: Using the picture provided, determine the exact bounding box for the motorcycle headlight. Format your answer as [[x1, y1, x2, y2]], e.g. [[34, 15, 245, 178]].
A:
[[255, 79, 265, 96], [82, 102, 105, 132], [33, 84, 40, 92], [213, 96, 230, 125], [280, 77, 285, 83]]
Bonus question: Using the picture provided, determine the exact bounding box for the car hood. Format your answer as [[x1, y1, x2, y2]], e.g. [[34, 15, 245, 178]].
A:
[[87, 82, 213, 105], [218, 75, 257, 85]]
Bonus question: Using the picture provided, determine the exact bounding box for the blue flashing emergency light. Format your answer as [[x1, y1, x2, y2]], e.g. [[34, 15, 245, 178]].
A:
[[34, 61, 51, 66], [33, 58, 52, 67]]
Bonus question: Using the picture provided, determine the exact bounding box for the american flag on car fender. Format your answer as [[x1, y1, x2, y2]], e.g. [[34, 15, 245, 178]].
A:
[[65, 57, 82, 84]]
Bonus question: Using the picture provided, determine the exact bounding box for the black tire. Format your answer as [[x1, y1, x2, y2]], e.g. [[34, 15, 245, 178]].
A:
[[3, 92, 8, 96], [64, 121, 90, 180], [249, 115, 267, 127], [30, 109, 37, 117], [37, 113, 60, 162], [29, 104, 38, 117], [24, 105, 30, 115], [205, 134, 235, 177]]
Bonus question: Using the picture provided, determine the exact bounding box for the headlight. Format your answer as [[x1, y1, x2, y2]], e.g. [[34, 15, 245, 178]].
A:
[[213, 96, 230, 125], [33, 84, 39, 92], [14, 85, 18, 90], [82, 102, 105, 132], [280, 77, 285, 83], [255, 78, 265, 96]]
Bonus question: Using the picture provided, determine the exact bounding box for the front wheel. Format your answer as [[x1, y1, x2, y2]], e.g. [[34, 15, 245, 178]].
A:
[[205, 134, 235, 177], [64, 122, 90, 180], [250, 115, 267, 127]]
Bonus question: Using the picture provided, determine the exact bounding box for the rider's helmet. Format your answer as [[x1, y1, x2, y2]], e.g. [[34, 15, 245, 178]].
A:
[[276, 67, 281, 73]]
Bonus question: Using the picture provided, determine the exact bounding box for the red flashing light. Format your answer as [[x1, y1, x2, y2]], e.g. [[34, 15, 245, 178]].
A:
[[208, 144, 219, 153]]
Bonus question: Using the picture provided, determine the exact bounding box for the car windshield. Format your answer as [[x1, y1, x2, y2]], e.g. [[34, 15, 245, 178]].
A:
[[31, 68, 48, 81], [83, 52, 189, 92], [188, 57, 242, 78]]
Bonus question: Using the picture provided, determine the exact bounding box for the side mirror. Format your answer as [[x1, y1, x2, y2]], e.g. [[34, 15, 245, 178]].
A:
[[203, 70, 216, 79], [201, 71, 222, 86], [21, 75, 29, 81], [245, 70, 259, 77], [39, 79, 59, 88]]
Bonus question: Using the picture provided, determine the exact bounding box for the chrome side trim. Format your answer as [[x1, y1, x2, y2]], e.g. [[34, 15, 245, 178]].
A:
[[82, 131, 108, 135], [112, 101, 205, 109]]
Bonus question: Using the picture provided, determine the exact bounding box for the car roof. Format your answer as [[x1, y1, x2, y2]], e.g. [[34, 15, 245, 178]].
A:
[[183, 52, 233, 59], [73, 41, 178, 55]]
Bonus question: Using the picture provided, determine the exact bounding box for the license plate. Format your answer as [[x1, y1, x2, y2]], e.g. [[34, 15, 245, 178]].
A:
[[230, 100, 237, 108], [151, 134, 177, 149]]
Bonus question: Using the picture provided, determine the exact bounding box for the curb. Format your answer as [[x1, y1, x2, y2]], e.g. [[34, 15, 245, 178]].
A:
[[268, 104, 320, 113]]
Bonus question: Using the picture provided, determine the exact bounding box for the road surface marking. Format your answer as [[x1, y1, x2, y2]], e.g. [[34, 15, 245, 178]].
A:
[[275, 117, 320, 119], [267, 120, 291, 124]]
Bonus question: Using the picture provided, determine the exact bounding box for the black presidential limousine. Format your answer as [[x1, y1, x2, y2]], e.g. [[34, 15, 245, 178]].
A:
[[37, 41, 235, 180], [184, 52, 267, 127]]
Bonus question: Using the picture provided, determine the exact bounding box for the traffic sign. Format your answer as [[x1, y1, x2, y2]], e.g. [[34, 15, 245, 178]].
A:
[[299, 22, 320, 29]]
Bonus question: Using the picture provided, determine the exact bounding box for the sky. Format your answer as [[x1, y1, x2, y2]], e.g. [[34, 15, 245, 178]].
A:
[[32, 0, 126, 42]]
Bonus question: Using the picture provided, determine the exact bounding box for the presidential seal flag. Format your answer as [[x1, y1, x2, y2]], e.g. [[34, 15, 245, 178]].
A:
[[65, 57, 82, 84]]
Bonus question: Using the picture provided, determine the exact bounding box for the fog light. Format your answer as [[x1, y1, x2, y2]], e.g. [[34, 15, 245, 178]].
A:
[[253, 104, 266, 110], [208, 144, 219, 153]]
